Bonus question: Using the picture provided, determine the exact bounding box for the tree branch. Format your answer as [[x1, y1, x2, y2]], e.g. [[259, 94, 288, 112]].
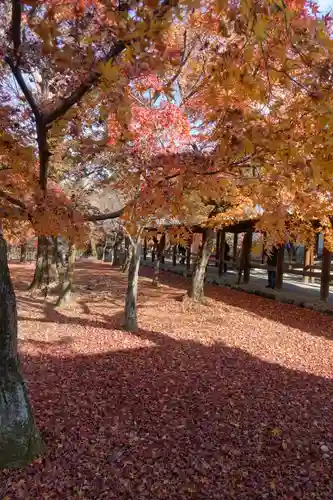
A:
[[0, 189, 33, 222], [7, 0, 40, 118], [44, 0, 178, 125], [4, 56, 41, 119], [85, 208, 125, 221], [11, 0, 21, 56], [0, 187, 125, 224], [0, 188, 27, 211]]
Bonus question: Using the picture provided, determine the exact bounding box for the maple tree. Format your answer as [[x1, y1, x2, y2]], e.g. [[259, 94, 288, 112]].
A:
[[103, 70, 197, 329], [2, 0, 333, 469], [183, 0, 333, 249], [0, 0, 194, 467]]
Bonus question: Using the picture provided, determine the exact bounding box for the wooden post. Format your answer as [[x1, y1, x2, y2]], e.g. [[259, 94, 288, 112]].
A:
[[152, 237, 156, 262], [309, 245, 315, 283], [143, 237, 147, 261], [233, 233, 238, 263], [161, 233, 165, 265], [172, 245, 177, 266], [218, 230, 225, 277], [243, 228, 253, 284], [186, 237, 192, 276], [261, 234, 266, 264], [276, 245, 284, 290], [215, 231, 220, 267], [303, 246, 311, 283], [320, 243, 332, 302]]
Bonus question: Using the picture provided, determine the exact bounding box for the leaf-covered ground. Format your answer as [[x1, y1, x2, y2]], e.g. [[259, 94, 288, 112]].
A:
[[2, 260, 333, 499]]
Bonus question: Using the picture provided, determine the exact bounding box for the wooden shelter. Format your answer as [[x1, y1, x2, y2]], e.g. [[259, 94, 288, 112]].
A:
[[144, 217, 332, 302]]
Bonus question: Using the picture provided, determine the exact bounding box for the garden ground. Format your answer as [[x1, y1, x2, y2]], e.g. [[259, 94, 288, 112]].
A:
[[1, 260, 333, 499]]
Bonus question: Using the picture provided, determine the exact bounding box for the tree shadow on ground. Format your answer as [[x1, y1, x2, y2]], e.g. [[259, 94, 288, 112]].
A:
[[15, 264, 177, 331], [1, 329, 333, 499], [12, 260, 333, 341]]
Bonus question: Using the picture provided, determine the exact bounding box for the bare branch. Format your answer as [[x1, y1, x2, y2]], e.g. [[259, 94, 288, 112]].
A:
[[0, 188, 27, 211], [44, 0, 178, 125], [44, 41, 126, 125], [85, 208, 125, 221], [0, 189, 33, 222], [11, 0, 21, 56], [4, 56, 41, 119]]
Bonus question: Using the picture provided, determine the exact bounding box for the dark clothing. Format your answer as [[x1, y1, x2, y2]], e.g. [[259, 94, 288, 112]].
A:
[[267, 247, 278, 267], [266, 246, 279, 289], [178, 245, 186, 265], [224, 243, 230, 260], [268, 270, 276, 289]]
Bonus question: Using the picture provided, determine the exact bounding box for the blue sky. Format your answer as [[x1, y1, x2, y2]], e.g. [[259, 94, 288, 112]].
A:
[[318, 0, 333, 13]]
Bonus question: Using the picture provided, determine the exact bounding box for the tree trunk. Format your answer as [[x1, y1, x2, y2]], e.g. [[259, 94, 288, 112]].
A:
[[0, 234, 44, 468], [124, 241, 141, 332], [153, 258, 161, 287], [48, 238, 58, 286], [113, 242, 118, 266], [29, 236, 59, 293], [102, 239, 108, 262], [189, 229, 215, 301], [153, 234, 166, 287], [122, 237, 132, 273], [108, 247, 115, 265], [20, 242, 28, 263], [29, 236, 47, 291], [56, 243, 76, 308], [53, 236, 65, 275], [112, 233, 123, 266]]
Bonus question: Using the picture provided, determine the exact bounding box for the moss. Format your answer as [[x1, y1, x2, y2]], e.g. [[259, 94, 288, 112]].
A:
[[0, 424, 44, 469]]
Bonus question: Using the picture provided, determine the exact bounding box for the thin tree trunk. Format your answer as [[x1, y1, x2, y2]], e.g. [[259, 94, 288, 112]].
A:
[[0, 233, 44, 468], [20, 242, 28, 263], [113, 241, 119, 266], [108, 247, 115, 265], [153, 258, 161, 287], [122, 236, 132, 273], [42, 238, 51, 297], [56, 243, 76, 308], [90, 239, 97, 258], [124, 241, 141, 332], [48, 238, 58, 286], [153, 234, 166, 287], [101, 234, 109, 262], [53, 236, 64, 276], [113, 232, 123, 267], [188, 229, 215, 302]]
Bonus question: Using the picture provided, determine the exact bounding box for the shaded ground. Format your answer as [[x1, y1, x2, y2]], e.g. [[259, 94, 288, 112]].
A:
[[1, 260, 333, 499], [144, 257, 333, 308]]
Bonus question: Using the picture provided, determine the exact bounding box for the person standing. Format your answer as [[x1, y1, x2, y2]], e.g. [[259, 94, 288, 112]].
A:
[[266, 246, 278, 289]]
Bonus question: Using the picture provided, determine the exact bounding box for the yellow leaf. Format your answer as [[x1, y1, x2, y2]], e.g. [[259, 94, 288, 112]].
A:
[[270, 427, 281, 437], [243, 46, 253, 62], [216, 0, 227, 12], [244, 138, 254, 154], [251, 242, 262, 257], [254, 18, 267, 41], [100, 62, 120, 82]]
